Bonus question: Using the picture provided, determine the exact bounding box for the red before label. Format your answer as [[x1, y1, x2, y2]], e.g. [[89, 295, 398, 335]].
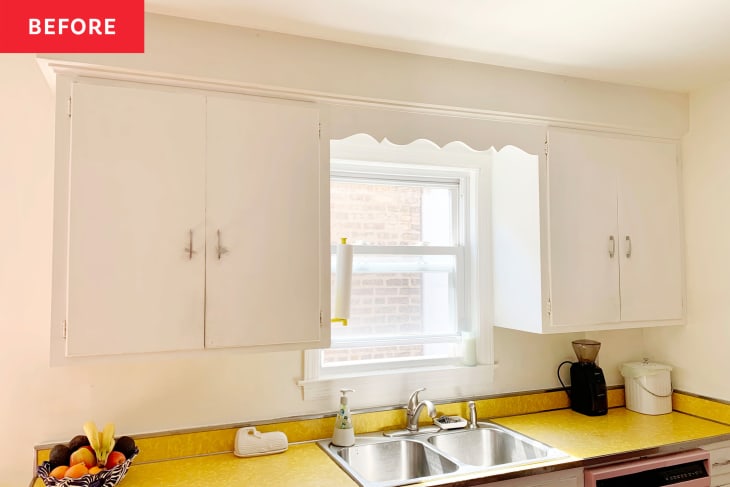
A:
[[0, 0, 144, 53]]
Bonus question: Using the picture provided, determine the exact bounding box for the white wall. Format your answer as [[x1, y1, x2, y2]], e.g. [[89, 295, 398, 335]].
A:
[[0, 14, 684, 486], [1, 54, 55, 485], [643, 80, 730, 401], [493, 328, 647, 394], [46, 14, 687, 138]]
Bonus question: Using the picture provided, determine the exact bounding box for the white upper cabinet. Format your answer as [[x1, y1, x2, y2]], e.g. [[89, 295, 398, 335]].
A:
[[65, 82, 207, 356], [547, 131, 621, 326], [492, 128, 684, 333], [204, 95, 322, 349], [614, 137, 684, 322], [53, 79, 327, 358]]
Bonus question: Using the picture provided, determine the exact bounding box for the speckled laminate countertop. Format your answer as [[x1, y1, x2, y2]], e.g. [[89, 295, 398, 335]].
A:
[[493, 407, 730, 460], [32, 407, 730, 487]]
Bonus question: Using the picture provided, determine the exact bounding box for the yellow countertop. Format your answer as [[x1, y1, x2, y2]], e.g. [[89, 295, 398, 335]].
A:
[[32, 406, 730, 487], [493, 407, 730, 459], [116, 443, 354, 487], [33, 443, 357, 487]]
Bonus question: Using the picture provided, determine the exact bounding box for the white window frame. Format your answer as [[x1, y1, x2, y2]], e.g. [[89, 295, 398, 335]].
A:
[[325, 170, 465, 372], [299, 135, 495, 403]]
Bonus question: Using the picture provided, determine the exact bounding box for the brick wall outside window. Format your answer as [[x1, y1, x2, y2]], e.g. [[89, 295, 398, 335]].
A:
[[327, 181, 426, 364]]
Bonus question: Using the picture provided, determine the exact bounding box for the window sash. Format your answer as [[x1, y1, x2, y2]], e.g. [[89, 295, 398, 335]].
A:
[[331, 245, 461, 272], [331, 171, 462, 188], [331, 245, 460, 255], [328, 333, 461, 349], [323, 161, 473, 375], [330, 245, 466, 344], [320, 353, 460, 376]]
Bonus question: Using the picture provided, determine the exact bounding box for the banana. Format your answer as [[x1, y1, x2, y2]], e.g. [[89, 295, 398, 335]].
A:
[[82, 421, 100, 453], [98, 422, 116, 465], [82, 421, 116, 466]]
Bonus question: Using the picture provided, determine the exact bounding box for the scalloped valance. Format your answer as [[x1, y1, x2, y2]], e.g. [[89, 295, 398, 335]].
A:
[[327, 104, 545, 155]]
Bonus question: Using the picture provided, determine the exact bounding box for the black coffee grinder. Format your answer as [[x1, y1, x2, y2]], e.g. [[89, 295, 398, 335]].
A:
[[558, 339, 607, 416]]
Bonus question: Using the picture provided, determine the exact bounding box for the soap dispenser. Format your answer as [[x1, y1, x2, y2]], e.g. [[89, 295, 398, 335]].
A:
[[332, 388, 355, 447]]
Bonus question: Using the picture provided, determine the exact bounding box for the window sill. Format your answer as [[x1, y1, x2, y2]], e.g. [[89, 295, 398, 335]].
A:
[[297, 363, 495, 402]]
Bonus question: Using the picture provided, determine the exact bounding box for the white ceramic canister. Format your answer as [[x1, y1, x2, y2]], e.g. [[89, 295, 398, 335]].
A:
[[461, 331, 477, 366], [620, 360, 673, 415]]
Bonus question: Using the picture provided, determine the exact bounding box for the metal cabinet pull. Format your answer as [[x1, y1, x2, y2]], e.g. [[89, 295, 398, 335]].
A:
[[625, 235, 632, 258], [608, 236, 615, 258], [184, 230, 195, 260], [217, 229, 229, 260]]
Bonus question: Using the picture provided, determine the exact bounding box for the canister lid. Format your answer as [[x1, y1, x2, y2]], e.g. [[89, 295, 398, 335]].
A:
[[620, 359, 672, 378]]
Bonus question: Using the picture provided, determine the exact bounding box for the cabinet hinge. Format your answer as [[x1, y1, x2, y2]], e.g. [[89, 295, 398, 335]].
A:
[[318, 122, 321, 139], [544, 138, 549, 156], [319, 310, 323, 325], [547, 298, 552, 316], [62, 320, 67, 339], [67, 96, 72, 119]]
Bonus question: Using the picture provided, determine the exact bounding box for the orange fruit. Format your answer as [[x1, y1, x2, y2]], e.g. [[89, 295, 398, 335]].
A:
[[64, 462, 88, 479], [49, 465, 68, 479], [88, 466, 102, 475]]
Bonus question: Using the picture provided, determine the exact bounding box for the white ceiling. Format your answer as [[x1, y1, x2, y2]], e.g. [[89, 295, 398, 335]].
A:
[[145, 0, 730, 92]]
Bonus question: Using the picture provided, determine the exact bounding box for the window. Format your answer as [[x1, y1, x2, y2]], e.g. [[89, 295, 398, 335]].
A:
[[301, 135, 494, 400], [326, 170, 466, 372]]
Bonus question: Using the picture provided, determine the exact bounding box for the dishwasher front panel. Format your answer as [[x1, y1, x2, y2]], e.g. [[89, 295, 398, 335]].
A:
[[585, 449, 710, 487]]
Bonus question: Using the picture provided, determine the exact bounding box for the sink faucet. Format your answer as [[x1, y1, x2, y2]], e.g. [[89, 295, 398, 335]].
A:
[[406, 388, 437, 432]]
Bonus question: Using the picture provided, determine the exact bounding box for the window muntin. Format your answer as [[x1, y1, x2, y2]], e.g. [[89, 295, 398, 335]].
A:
[[330, 177, 457, 246]]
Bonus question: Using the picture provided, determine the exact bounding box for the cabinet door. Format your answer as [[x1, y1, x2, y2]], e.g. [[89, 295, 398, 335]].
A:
[[484, 468, 583, 487], [547, 129, 621, 327], [616, 138, 683, 322], [66, 82, 206, 356], [204, 94, 322, 348]]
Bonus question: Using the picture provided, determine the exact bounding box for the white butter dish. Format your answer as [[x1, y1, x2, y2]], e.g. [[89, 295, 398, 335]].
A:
[[234, 427, 288, 457]]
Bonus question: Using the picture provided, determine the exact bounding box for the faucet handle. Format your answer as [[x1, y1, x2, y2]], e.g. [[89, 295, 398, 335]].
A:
[[407, 388, 426, 410]]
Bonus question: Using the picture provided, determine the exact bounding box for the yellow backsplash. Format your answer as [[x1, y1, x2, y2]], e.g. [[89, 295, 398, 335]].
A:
[[673, 392, 730, 424], [36, 388, 627, 466]]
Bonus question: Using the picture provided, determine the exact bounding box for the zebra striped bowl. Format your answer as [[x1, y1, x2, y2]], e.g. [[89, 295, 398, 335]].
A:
[[37, 448, 138, 487]]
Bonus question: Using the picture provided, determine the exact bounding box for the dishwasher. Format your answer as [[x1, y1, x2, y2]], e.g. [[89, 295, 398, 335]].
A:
[[584, 449, 710, 486]]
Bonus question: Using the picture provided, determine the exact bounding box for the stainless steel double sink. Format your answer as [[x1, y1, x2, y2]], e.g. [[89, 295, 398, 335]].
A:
[[318, 422, 569, 487]]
